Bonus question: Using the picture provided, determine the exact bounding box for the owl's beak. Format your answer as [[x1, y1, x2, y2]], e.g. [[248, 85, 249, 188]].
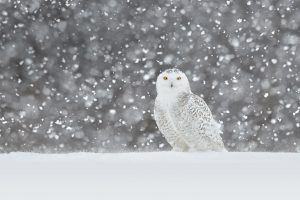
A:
[[170, 83, 174, 88]]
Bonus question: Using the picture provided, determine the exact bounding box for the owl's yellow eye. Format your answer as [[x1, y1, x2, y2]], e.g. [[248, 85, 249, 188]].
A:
[[163, 76, 168, 80], [177, 76, 181, 80]]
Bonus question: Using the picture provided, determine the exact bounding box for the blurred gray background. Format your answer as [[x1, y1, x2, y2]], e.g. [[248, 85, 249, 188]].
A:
[[0, 0, 299, 153]]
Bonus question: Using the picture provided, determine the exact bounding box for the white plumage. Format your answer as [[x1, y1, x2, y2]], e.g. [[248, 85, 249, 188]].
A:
[[154, 69, 226, 152]]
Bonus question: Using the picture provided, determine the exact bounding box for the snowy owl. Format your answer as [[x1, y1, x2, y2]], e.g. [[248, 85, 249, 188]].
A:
[[154, 69, 226, 152]]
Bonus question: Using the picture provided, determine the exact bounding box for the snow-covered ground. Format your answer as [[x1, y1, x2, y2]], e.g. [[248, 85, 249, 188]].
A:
[[1, 152, 299, 200]]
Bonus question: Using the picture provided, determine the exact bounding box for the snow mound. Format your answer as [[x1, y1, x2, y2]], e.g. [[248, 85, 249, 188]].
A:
[[1, 152, 299, 200]]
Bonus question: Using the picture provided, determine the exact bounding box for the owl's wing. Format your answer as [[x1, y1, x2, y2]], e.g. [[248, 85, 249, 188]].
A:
[[154, 99, 189, 151], [188, 94, 213, 124], [184, 94, 225, 150]]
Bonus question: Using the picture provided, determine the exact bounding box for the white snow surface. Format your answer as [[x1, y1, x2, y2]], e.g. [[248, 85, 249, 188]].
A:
[[1, 152, 299, 200]]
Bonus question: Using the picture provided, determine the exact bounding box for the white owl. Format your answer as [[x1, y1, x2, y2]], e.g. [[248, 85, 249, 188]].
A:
[[154, 69, 226, 152]]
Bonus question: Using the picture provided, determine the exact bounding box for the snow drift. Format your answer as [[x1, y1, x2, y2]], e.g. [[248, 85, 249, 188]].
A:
[[1, 152, 299, 200]]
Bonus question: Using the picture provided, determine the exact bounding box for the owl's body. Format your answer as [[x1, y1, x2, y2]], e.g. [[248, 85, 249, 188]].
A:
[[154, 69, 226, 152]]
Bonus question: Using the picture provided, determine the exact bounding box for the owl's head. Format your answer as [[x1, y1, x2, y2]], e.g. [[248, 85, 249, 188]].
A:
[[156, 68, 191, 95]]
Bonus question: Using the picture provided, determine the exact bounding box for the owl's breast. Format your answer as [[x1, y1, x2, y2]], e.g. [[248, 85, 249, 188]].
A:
[[171, 105, 191, 129], [172, 103, 192, 121]]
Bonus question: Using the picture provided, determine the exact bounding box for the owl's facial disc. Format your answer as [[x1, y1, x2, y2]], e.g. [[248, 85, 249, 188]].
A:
[[156, 69, 191, 95]]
